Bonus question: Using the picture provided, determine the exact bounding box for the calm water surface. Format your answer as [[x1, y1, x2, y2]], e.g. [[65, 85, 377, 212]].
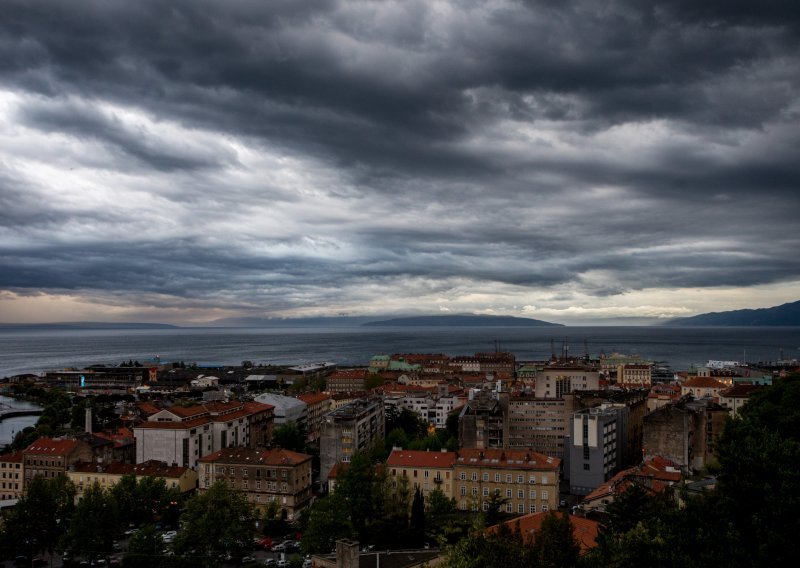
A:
[[1, 326, 799, 379]]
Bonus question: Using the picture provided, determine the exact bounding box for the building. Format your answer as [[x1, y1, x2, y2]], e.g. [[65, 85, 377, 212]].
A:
[[535, 367, 600, 398], [386, 449, 457, 499], [507, 394, 575, 458], [327, 369, 370, 393], [296, 392, 333, 443], [719, 384, 764, 419], [0, 451, 24, 500], [320, 398, 385, 482], [642, 399, 727, 473], [617, 364, 652, 388], [67, 460, 197, 500], [44, 366, 154, 393], [474, 352, 516, 374], [23, 437, 93, 490], [580, 456, 682, 513], [198, 447, 312, 520], [459, 389, 508, 449], [453, 448, 560, 514], [133, 400, 275, 470], [253, 393, 307, 429], [681, 376, 727, 399], [568, 405, 626, 495]]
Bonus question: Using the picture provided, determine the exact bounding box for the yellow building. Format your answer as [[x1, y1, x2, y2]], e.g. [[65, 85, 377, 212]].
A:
[[0, 451, 24, 501], [453, 448, 560, 514], [67, 460, 197, 500], [386, 449, 457, 499]]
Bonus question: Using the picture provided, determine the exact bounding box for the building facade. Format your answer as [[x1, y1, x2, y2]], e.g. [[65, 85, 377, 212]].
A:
[[198, 447, 312, 520], [386, 449, 457, 499], [320, 398, 385, 482], [67, 460, 197, 500], [568, 406, 625, 495], [133, 400, 275, 470], [23, 437, 93, 490], [0, 451, 24, 500], [535, 367, 600, 398], [453, 448, 560, 514]]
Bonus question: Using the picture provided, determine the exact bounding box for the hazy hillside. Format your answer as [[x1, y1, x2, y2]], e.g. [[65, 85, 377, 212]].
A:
[[665, 300, 800, 326]]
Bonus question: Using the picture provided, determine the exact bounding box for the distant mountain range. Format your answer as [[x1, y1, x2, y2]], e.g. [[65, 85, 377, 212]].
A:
[[0, 322, 179, 330], [362, 314, 563, 327], [665, 300, 800, 326], [205, 316, 379, 327]]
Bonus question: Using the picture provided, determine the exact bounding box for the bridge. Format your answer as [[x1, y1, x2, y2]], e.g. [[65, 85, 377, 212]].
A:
[[0, 403, 42, 422]]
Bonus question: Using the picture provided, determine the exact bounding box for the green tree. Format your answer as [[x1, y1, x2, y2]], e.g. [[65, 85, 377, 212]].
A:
[[62, 482, 120, 562], [122, 524, 165, 568], [410, 488, 426, 546], [172, 481, 254, 568], [530, 512, 580, 568], [443, 523, 530, 568], [273, 422, 306, 452], [364, 373, 385, 390], [301, 494, 355, 554], [335, 452, 376, 539], [0, 475, 75, 560]]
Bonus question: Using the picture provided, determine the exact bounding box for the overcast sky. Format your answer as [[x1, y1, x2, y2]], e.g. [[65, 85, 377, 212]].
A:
[[1, 0, 799, 325]]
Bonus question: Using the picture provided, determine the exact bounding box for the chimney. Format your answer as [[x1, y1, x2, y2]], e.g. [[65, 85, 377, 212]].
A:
[[336, 539, 359, 568], [85, 405, 93, 435]]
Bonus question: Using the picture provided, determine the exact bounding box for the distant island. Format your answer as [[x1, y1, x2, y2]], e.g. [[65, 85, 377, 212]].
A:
[[362, 314, 563, 327], [665, 300, 800, 326], [0, 322, 180, 330]]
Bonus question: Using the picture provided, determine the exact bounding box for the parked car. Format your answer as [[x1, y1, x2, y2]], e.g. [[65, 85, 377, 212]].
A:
[[253, 537, 273, 550]]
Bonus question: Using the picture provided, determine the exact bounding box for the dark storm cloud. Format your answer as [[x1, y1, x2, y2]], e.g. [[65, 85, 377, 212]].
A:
[[1, 0, 799, 319]]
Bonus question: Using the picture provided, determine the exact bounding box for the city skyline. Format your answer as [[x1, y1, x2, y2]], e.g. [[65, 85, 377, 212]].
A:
[[2, 1, 799, 325]]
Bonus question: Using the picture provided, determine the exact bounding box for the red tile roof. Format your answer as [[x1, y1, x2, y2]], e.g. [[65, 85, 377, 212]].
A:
[[198, 447, 311, 466], [327, 462, 349, 480], [387, 449, 458, 469], [455, 448, 560, 471], [71, 459, 191, 479], [720, 384, 764, 398], [489, 512, 599, 554], [24, 437, 80, 456], [297, 392, 332, 406], [0, 451, 24, 463]]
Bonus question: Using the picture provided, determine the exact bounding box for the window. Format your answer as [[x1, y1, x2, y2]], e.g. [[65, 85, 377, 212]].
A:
[[518, 490, 524, 499], [472, 487, 478, 497], [542, 475, 549, 484], [483, 488, 489, 497], [471, 473, 477, 481], [583, 446, 590, 460], [529, 475, 536, 484], [482, 473, 489, 482], [460, 472, 466, 480], [495, 473, 500, 482], [583, 464, 590, 471], [506, 489, 512, 498], [506, 503, 513, 512], [530, 490, 536, 499], [256, 481, 261, 489], [530, 504, 536, 513], [243, 481, 248, 489], [517, 475, 524, 483], [424, 470, 429, 478], [518, 503, 524, 513], [482, 502, 489, 511], [460, 486, 466, 496], [542, 491, 549, 500], [506, 474, 512, 483], [542, 504, 549, 512]]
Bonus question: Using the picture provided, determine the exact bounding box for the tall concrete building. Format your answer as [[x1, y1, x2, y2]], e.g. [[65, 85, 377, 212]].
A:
[[568, 405, 627, 495], [458, 389, 508, 449], [320, 397, 385, 483]]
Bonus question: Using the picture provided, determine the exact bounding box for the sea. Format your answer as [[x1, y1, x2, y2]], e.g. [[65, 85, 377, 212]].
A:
[[1, 326, 799, 380]]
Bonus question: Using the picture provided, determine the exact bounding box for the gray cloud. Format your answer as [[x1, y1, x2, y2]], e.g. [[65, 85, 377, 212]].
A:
[[0, 0, 799, 321]]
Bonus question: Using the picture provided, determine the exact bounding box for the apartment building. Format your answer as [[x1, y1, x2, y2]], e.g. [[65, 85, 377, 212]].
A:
[[133, 400, 275, 469], [23, 437, 93, 490], [569, 406, 626, 495], [320, 398, 385, 482], [386, 449, 457, 499], [617, 364, 652, 388], [326, 369, 369, 393], [198, 447, 312, 520], [453, 448, 560, 514], [67, 460, 197, 500], [535, 367, 600, 398], [0, 451, 24, 500], [297, 392, 333, 443]]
